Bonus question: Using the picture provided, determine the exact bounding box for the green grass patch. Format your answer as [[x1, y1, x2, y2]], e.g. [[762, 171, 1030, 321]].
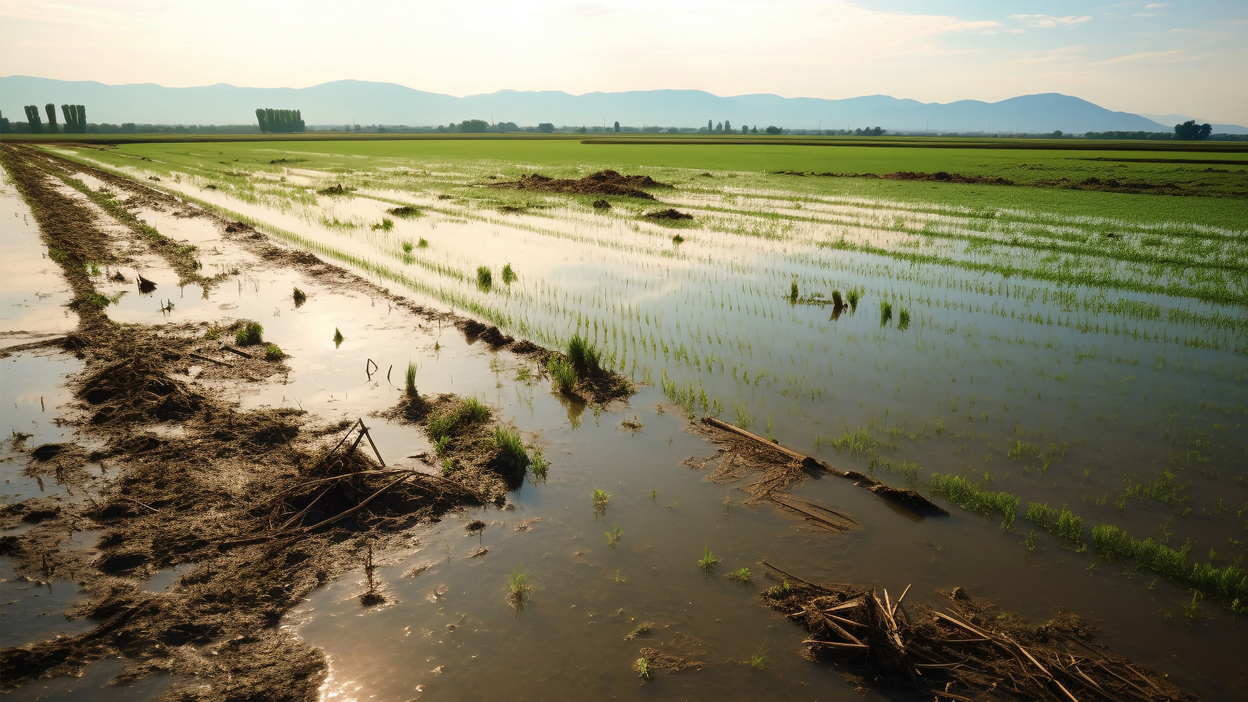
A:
[[930, 474, 1020, 529], [1092, 524, 1247, 612], [235, 321, 264, 346]]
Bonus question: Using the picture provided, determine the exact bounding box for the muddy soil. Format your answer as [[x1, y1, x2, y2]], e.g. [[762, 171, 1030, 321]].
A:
[[644, 208, 694, 220], [776, 169, 1217, 195], [0, 144, 633, 700], [762, 569, 1193, 702], [491, 170, 670, 200]]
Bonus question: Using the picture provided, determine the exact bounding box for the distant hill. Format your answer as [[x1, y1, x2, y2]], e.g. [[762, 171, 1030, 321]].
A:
[[0, 75, 1216, 134]]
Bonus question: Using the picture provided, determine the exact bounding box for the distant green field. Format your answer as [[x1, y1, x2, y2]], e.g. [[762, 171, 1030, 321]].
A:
[[60, 138, 1248, 227]]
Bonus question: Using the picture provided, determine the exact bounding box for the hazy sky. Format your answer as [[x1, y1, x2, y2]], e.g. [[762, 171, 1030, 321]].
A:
[[2, 0, 1245, 123]]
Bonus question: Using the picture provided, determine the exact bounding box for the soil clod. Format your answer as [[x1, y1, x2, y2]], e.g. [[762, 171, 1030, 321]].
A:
[[492, 170, 670, 200]]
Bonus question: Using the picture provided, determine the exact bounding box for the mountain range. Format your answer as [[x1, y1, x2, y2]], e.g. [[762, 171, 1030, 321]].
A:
[[3, 75, 1244, 134]]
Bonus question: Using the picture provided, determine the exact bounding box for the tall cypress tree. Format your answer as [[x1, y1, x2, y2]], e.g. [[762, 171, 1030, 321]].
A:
[[44, 104, 59, 134], [24, 105, 42, 132]]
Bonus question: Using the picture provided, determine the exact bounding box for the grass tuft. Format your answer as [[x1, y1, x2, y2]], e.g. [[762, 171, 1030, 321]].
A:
[[930, 474, 1019, 529], [1092, 524, 1247, 612], [502, 263, 517, 284], [292, 287, 307, 305], [333, 327, 344, 347], [726, 567, 752, 583], [404, 362, 417, 397], [698, 545, 720, 574], [494, 425, 529, 473], [567, 335, 601, 377], [880, 300, 893, 326], [263, 343, 285, 361], [548, 357, 577, 395], [235, 321, 264, 346], [476, 265, 493, 290]]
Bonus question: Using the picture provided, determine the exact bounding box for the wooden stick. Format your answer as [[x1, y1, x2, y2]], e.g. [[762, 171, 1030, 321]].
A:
[[703, 417, 812, 463], [278, 484, 333, 531], [760, 559, 820, 588], [223, 345, 253, 359], [892, 583, 912, 617], [803, 639, 867, 649], [360, 421, 386, 467], [188, 351, 230, 366], [365, 358, 378, 380], [301, 473, 413, 532]]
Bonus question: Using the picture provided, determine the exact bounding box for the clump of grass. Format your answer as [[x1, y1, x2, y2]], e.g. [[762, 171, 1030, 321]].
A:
[[567, 335, 601, 377], [593, 489, 611, 511], [637, 656, 653, 681], [831, 428, 877, 458], [606, 525, 623, 548], [1026, 502, 1083, 542], [672, 234, 685, 245], [204, 325, 221, 340], [371, 217, 394, 231], [292, 287, 307, 306], [85, 262, 101, 276], [765, 581, 792, 598], [898, 309, 910, 330], [476, 266, 493, 290], [428, 397, 492, 441], [506, 566, 529, 609], [547, 357, 577, 395], [1092, 524, 1247, 611], [1025, 530, 1038, 552], [48, 247, 67, 262], [846, 287, 860, 311], [333, 327, 344, 347], [434, 435, 452, 457], [387, 205, 421, 218], [831, 290, 844, 307], [929, 474, 1019, 529], [404, 362, 417, 397], [502, 263, 517, 284], [236, 321, 264, 346], [418, 237, 429, 248], [401, 241, 414, 254], [749, 638, 770, 670], [726, 567, 752, 583], [698, 545, 720, 574], [461, 396, 491, 422], [494, 425, 529, 473], [788, 280, 799, 303], [85, 292, 110, 308], [263, 343, 285, 361], [880, 300, 893, 326], [528, 446, 548, 480], [441, 458, 454, 476]]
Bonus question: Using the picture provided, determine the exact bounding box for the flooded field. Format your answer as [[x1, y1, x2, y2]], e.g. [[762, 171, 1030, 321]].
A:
[[2, 140, 1246, 701]]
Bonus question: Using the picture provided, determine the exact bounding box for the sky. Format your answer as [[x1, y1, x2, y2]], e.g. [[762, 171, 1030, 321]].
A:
[[1, 0, 1245, 124]]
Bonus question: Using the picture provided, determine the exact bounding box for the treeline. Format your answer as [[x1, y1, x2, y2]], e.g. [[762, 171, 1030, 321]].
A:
[[1084, 120, 1242, 141], [255, 109, 305, 133], [5, 104, 88, 134]]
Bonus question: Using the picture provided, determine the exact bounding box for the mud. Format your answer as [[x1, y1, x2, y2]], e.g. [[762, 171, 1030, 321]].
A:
[[776, 168, 1223, 196], [762, 570, 1193, 702], [643, 208, 694, 220], [778, 170, 1015, 185], [0, 144, 634, 700], [491, 170, 670, 200]]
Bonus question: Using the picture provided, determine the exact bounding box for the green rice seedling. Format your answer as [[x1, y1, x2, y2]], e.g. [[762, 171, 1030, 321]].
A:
[[333, 327, 344, 347], [880, 300, 893, 326], [567, 335, 601, 376], [672, 234, 685, 245], [236, 321, 264, 346], [831, 428, 877, 458], [434, 434, 451, 456], [292, 287, 307, 305], [1009, 440, 1040, 461], [637, 656, 653, 681], [418, 237, 429, 248], [401, 241, 414, 254], [506, 566, 529, 608], [898, 309, 910, 330], [699, 545, 720, 574], [929, 474, 1019, 529], [625, 622, 654, 640], [593, 489, 611, 510], [1025, 530, 1038, 552], [606, 525, 623, 548], [528, 447, 548, 480], [440, 459, 454, 476], [727, 567, 752, 583], [831, 290, 844, 307], [85, 293, 110, 308], [476, 266, 493, 290], [204, 325, 221, 340], [263, 343, 285, 361], [789, 280, 799, 303], [461, 397, 491, 423], [502, 263, 517, 284], [405, 362, 417, 397], [847, 288, 860, 311], [371, 217, 394, 231], [1182, 591, 1203, 620], [547, 357, 577, 395], [494, 426, 529, 473], [750, 638, 771, 669], [1091, 524, 1248, 611], [766, 581, 791, 598]]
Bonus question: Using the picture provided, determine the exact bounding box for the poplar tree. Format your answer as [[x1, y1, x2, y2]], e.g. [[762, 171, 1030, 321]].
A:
[[44, 104, 59, 134], [24, 105, 42, 132]]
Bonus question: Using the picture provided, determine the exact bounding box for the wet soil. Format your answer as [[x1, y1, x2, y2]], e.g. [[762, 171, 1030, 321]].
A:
[[776, 169, 1215, 196], [644, 208, 694, 220], [491, 170, 671, 200], [0, 144, 634, 700], [762, 570, 1194, 702]]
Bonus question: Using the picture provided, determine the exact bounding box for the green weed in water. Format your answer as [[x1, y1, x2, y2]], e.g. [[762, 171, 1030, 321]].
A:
[[494, 425, 529, 474], [547, 357, 577, 395], [506, 566, 529, 608], [750, 638, 771, 670], [898, 308, 910, 330], [401, 241, 414, 254], [502, 263, 517, 284], [727, 567, 752, 583], [929, 474, 1019, 529], [593, 489, 611, 511], [263, 343, 285, 361], [567, 335, 601, 376], [699, 545, 720, 574], [332, 327, 344, 347], [1025, 502, 1083, 542], [832, 428, 877, 458], [847, 287, 860, 311], [637, 657, 653, 681], [418, 237, 428, 248], [528, 447, 548, 480], [1091, 524, 1247, 611], [1025, 530, 1038, 552], [236, 321, 264, 346], [789, 280, 799, 303], [606, 525, 623, 548], [405, 362, 417, 396], [476, 266, 493, 290], [371, 217, 394, 231], [880, 300, 893, 326], [292, 287, 307, 305]]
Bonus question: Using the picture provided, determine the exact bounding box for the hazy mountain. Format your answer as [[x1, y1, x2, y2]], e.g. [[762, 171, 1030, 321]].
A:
[[0, 75, 1212, 134], [1139, 113, 1248, 135]]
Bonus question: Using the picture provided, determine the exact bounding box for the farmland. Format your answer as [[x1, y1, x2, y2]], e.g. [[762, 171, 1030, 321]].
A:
[[3, 136, 1247, 700]]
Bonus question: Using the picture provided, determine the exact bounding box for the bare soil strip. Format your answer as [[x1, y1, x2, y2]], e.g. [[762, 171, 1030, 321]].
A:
[[489, 169, 671, 200]]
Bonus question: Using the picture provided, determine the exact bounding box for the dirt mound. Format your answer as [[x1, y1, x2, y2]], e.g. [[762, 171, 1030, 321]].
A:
[[492, 170, 669, 199], [592, 199, 611, 209], [460, 319, 515, 347], [778, 170, 1015, 185], [763, 575, 1194, 702], [644, 208, 693, 220]]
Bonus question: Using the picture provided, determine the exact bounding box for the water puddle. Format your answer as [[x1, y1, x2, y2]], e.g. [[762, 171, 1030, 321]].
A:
[[0, 167, 77, 348], [1, 657, 177, 702], [143, 563, 197, 592], [1, 351, 85, 505], [0, 555, 95, 648]]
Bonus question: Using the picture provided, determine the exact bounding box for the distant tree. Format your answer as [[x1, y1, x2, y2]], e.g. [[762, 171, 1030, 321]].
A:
[[1051, 130, 1063, 138], [1174, 120, 1212, 140], [575, 126, 587, 133], [24, 105, 43, 133], [460, 119, 488, 133], [714, 121, 721, 132], [765, 125, 782, 135], [255, 108, 305, 133], [613, 120, 620, 133], [724, 120, 731, 133], [60, 104, 87, 134], [44, 104, 59, 134], [122, 123, 136, 133], [751, 126, 758, 134], [667, 127, 680, 133], [708, 119, 713, 132], [537, 122, 555, 133], [0, 114, 8, 134]]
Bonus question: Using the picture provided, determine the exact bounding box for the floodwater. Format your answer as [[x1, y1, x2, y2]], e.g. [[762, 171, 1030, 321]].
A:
[[3, 152, 1245, 699]]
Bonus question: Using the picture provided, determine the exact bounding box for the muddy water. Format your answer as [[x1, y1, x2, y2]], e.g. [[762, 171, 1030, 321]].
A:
[[8, 155, 1246, 700], [0, 168, 77, 347]]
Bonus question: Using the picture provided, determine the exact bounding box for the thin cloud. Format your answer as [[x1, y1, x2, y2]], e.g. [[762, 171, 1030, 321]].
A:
[[1096, 48, 1191, 64], [1010, 14, 1092, 28]]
